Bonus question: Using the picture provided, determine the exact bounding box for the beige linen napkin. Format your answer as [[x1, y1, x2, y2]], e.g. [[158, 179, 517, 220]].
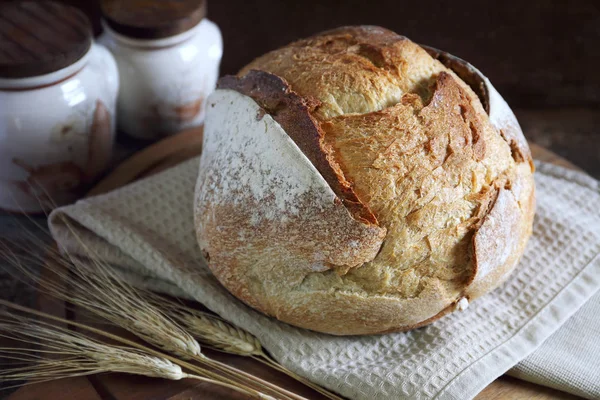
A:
[[49, 159, 600, 400]]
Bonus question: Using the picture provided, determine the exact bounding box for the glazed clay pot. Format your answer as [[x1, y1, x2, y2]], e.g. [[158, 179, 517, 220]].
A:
[[99, 0, 223, 139], [0, 2, 119, 213]]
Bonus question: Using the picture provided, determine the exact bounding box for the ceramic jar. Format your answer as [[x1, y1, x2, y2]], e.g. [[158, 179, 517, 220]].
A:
[[99, 0, 222, 140], [0, 1, 119, 213]]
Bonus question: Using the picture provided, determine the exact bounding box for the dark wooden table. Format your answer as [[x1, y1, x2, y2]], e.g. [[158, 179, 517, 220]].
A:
[[1, 127, 586, 400], [2, 1, 598, 397]]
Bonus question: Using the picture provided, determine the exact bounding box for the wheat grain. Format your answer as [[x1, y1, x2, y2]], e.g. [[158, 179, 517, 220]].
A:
[[183, 313, 262, 355], [0, 241, 201, 360], [1, 213, 329, 399], [0, 303, 274, 399], [152, 296, 263, 356], [0, 313, 185, 382], [1, 237, 306, 400], [150, 296, 344, 400]]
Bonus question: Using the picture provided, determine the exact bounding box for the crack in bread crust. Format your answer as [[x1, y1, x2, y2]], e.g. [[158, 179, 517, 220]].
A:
[[218, 71, 378, 225]]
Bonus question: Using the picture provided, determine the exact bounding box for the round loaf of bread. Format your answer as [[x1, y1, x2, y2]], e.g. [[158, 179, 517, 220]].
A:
[[194, 26, 535, 335]]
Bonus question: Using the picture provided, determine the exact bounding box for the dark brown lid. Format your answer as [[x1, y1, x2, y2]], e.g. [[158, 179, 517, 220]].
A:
[[101, 0, 206, 40], [0, 1, 92, 79]]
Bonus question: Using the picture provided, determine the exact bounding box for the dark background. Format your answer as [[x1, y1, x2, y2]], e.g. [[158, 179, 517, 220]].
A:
[[8, 0, 600, 176]]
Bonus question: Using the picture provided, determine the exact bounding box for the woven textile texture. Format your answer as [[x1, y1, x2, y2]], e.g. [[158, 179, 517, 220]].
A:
[[48, 160, 600, 400]]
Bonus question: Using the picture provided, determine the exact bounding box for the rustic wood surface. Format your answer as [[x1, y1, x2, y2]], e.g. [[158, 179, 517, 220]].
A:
[[4, 128, 585, 400], [515, 108, 600, 179]]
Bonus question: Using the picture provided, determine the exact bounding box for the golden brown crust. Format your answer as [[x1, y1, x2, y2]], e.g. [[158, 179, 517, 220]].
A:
[[307, 71, 519, 331], [239, 25, 447, 120], [197, 26, 536, 335]]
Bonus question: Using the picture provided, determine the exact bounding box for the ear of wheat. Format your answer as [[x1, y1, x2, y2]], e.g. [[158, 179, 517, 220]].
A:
[[153, 295, 343, 400], [2, 199, 342, 399], [151, 295, 263, 356], [0, 305, 275, 399], [1, 220, 314, 400], [0, 320, 186, 381]]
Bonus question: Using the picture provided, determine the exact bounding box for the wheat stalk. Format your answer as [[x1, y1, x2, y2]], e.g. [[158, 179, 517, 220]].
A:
[[0, 240, 199, 358], [64, 252, 312, 400], [0, 323, 186, 381], [0, 308, 274, 399], [153, 297, 262, 356], [2, 203, 338, 399], [1, 232, 308, 400], [154, 296, 344, 400], [183, 313, 263, 355]]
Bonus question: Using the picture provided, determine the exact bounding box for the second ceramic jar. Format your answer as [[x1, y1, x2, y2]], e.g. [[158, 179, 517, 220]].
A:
[[99, 0, 222, 140]]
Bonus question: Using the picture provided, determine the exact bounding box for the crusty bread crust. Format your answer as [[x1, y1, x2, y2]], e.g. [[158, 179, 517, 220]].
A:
[[195, 26, 535, 335], [218, 71, 379, 225]]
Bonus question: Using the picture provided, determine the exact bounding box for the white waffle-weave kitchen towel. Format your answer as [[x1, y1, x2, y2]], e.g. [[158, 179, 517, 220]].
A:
[[49, 160, 600, 400]]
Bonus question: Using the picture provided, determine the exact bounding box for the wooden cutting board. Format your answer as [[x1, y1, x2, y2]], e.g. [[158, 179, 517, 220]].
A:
[[8, 127, 583, 400]]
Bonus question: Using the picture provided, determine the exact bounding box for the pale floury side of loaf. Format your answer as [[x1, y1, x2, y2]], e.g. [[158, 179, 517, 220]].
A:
[[194, 26, 535, 335]]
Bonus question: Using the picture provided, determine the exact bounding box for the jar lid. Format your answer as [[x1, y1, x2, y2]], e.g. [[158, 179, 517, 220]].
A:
[[101, 0, 207, 40], [0, 1, 92, 79]]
